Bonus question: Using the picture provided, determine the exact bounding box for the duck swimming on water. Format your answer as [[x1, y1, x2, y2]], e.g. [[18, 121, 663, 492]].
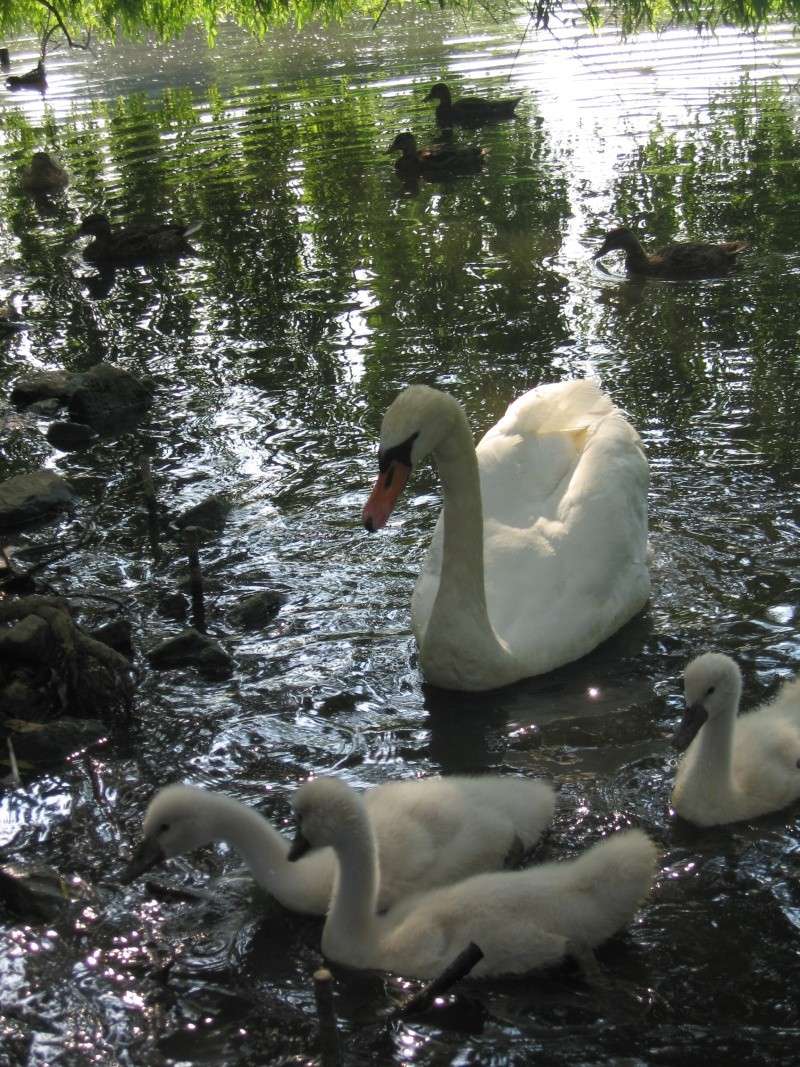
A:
[[593, 226, 747, 279], [20, 152, 68, 194], [424, 82, 522, 126], [76, 213, 201, 264], [386, 132, 485, 179]]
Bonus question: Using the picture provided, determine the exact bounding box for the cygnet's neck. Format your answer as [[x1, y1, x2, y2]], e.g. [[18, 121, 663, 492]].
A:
[[206, 795, 323, 913], [322, 799, 381, 966], [685, 691, 740, 803]]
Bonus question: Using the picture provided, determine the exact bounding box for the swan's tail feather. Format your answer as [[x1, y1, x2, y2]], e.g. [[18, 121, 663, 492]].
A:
[[504, 379, 616, 437]]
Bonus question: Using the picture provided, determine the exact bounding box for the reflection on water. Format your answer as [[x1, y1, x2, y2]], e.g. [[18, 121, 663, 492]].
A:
[[1, 7, 800, 1064]]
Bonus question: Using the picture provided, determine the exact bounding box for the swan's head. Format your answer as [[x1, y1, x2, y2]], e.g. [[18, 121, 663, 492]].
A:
[[288, 777, 362, 860], [674, 652, 742, 751], [362, 384, 461, 532], [121, 784, 216, 883], [593, 227, 639, 259]]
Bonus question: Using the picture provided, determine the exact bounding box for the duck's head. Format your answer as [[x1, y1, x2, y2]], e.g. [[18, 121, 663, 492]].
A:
[[362, 384, 460, 532], [288, 777, 360, 860], [593, 226, 640, 259], [424, 82, 451, 104], [386, 132, 417, 156], [121, 784, 215, 882], [77, 213, 113, 239], [674, 652, 743, 751], [30, 151, 58, 172]]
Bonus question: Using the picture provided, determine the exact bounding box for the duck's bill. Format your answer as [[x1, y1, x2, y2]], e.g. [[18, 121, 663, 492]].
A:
[[120, 838, 165, 883], [362, 461, 411, 532], [287, 829, 311, 862], [672, 703, 708, 752]]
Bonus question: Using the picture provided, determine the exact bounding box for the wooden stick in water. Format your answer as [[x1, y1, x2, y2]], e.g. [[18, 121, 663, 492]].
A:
[[397, 942, 484, 1017], [183, 527, 206, 633], [313, 967, 342, 1067], [139, 457, 161, 562]]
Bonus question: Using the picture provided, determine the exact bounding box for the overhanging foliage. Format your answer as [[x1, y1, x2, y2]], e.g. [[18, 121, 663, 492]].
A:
[[0, 0, 796, 53]]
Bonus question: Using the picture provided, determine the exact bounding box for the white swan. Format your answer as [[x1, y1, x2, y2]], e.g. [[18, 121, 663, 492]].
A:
[[671, 652, 800, 826], [289, 777, 657, 978], [362, 380, 649, 691], [121, 775, 555, 915]]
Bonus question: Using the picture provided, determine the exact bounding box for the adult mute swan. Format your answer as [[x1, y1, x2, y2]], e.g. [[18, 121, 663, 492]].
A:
[[121, 775, 555, 915], [289, 777, 657, 979], [671, 653, 800, 826], [362, 381, 650, 691]]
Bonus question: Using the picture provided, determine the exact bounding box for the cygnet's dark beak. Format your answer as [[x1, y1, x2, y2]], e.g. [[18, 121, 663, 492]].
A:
[[120, 838, 165, 884], [287, 828, 311, 862], [592, 240, 611, 260], [672, 703, 708, 752]]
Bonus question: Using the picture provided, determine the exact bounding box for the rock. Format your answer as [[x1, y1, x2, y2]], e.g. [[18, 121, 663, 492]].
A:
[[89, 618, 134, 658], [0, 862, 88, 921], [174, 493, 232, 533], [3, 717, 106, 762], [11, 370, 79, 407], [146, 627, 233, 679], [0, 470, 74, 529], [27, 397, 61, 416], [67, 363, 154, 432], [0, 596, 134, 720], [229, 590, 285, 630], [0, 614, 52, 662], [46, 420, 97, 451]]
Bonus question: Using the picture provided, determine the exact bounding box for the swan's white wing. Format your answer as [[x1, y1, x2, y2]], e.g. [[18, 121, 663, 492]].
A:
[[413, 381, 650, 675]]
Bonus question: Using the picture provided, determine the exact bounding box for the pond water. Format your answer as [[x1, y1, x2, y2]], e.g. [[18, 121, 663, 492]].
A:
[[1, 6, 800, 1065]]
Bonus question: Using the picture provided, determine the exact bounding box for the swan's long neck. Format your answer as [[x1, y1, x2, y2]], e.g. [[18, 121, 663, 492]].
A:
[[323, 804, 380, 966], [421, 405, 516, 688], [207, 797, 315, 909]]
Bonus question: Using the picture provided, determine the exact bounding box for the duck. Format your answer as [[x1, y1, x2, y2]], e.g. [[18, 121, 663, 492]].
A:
[[6, 60, 46, 91], [76, 213, 201, 264], [593, 226, 747, 279], [386, 132, 485, 179], [289, 777, 657, 979], [20, 152, 69, 194], [362, 381, 649, 691], [671, 653, 800, 827], [121, 774, 556, 915], [424, 82, 522, 126]]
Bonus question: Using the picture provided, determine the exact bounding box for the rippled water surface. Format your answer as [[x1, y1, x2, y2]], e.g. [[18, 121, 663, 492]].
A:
[[2, 8, 800, 1065]]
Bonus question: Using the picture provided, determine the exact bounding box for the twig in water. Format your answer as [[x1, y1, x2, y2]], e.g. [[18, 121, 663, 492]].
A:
[[397, 942, 484, 1016], [183, 528, 206, 633], [6, 737, 21, 786], [313, 967, 342, 1067], [140, 457, 161, 562]]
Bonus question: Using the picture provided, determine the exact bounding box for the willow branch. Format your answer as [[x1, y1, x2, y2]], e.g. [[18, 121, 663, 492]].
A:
[[35, 0, 92, 52]]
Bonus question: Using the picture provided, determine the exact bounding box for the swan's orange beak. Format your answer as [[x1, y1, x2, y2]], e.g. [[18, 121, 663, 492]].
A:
[[362, 461, 411, 532]]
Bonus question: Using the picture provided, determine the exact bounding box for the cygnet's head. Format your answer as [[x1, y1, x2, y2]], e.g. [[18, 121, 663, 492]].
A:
[[121, 784, 216, 883], [362, 384, 462, 532], [674, 652, 743, 752], [288, 777, 363, 861]]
